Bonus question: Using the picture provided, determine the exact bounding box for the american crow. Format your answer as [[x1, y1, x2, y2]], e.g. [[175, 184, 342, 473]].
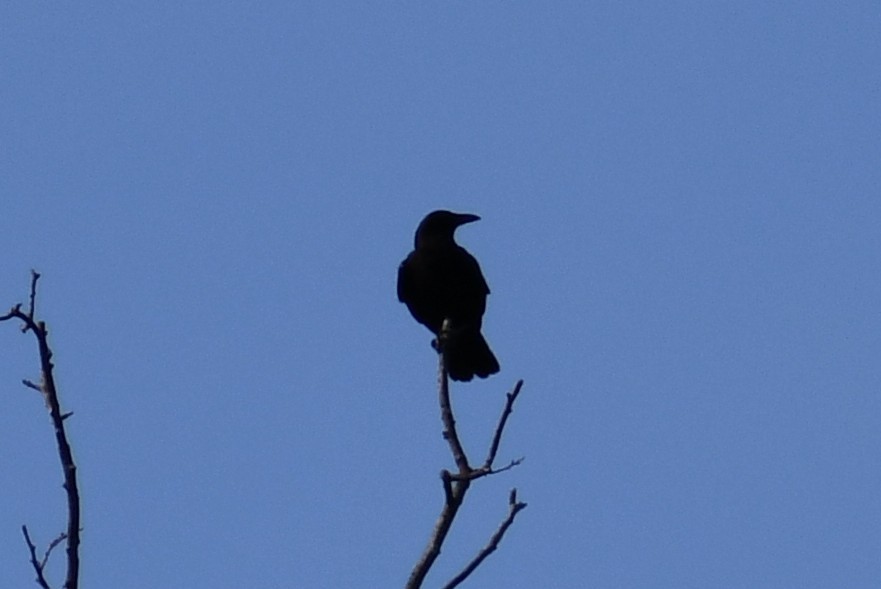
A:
[[397, 210, 500, 381]]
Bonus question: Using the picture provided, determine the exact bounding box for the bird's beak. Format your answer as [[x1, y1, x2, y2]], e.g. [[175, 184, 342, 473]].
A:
[[455, 213, 481, 226]]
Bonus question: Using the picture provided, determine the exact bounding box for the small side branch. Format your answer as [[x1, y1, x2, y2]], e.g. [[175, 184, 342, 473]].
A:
[[442, 489, 529, 589], [448, 457, 524, 483], [446, 378, 526, 484], [3, 272, 81, 589], [22, 526, 52, 589], [484, 380, 523, 469], [42, 532, 69, 570]]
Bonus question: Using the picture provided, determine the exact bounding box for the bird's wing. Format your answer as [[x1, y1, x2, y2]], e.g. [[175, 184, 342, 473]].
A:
[[461, 249, 491, 296], [396, 255, 413, 303]]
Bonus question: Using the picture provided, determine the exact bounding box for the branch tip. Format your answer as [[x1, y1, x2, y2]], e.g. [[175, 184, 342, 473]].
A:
[[441, 489, 529, 589], [23, 379, 42, 392], [21, 525, 52, 589], [484, 380, 525, 469]]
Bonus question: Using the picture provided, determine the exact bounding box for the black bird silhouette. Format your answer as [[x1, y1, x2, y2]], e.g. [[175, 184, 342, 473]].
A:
[[397, 210, 500, 381]]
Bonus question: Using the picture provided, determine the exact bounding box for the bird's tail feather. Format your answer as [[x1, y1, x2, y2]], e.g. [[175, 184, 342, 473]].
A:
[[445, 330, 500, 382]]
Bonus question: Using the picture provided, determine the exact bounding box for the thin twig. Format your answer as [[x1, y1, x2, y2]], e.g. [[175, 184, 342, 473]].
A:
[[442, 490, 528, 589], [484, 379, 523, 469], [23, 379, 42, 392], [448, 457, 525, 482], [0, 304, 23, 323], [42, 532, 69, 569], [28, 270, 41, 321], [21, 526, 52, 589]]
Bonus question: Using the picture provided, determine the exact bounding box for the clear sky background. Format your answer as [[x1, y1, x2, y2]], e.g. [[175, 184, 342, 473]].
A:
[[1, 2, 880, 588]]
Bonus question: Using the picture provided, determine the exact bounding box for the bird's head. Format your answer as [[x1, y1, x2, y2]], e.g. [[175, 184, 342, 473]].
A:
[[414, 210, 481, 248]]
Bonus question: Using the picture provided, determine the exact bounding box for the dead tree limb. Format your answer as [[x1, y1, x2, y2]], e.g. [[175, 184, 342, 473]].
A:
[[405, 324, 526, 589], [1, 271, 81, 589]]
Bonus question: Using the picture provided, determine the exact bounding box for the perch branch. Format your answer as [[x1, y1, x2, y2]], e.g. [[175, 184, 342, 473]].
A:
[[405, 321, 526, 589], [406, 355, 471, 589], [436, 321, 470, 473]]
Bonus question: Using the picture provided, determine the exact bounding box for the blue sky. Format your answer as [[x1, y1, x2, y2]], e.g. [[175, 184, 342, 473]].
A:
[[1, 2, 880, 587]]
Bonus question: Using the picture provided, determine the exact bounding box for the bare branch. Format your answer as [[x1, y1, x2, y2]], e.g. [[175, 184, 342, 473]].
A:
[[0, 306, 39, 335], [21, 526, 52, 589], [484, 379, 523, 469], [42, 532, 69, 570], [5, 275, 81, 589], [407, 477, 470, 589], [28, 270, 41, 321], [441, 470, 454, 504], [0, 303, 23, 322], [406, 356, 472, 589], [406, 328, 527, 589], [436, 321, 470, 473], [448, 457, 525, 483], [442, 490, 528, 589]]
